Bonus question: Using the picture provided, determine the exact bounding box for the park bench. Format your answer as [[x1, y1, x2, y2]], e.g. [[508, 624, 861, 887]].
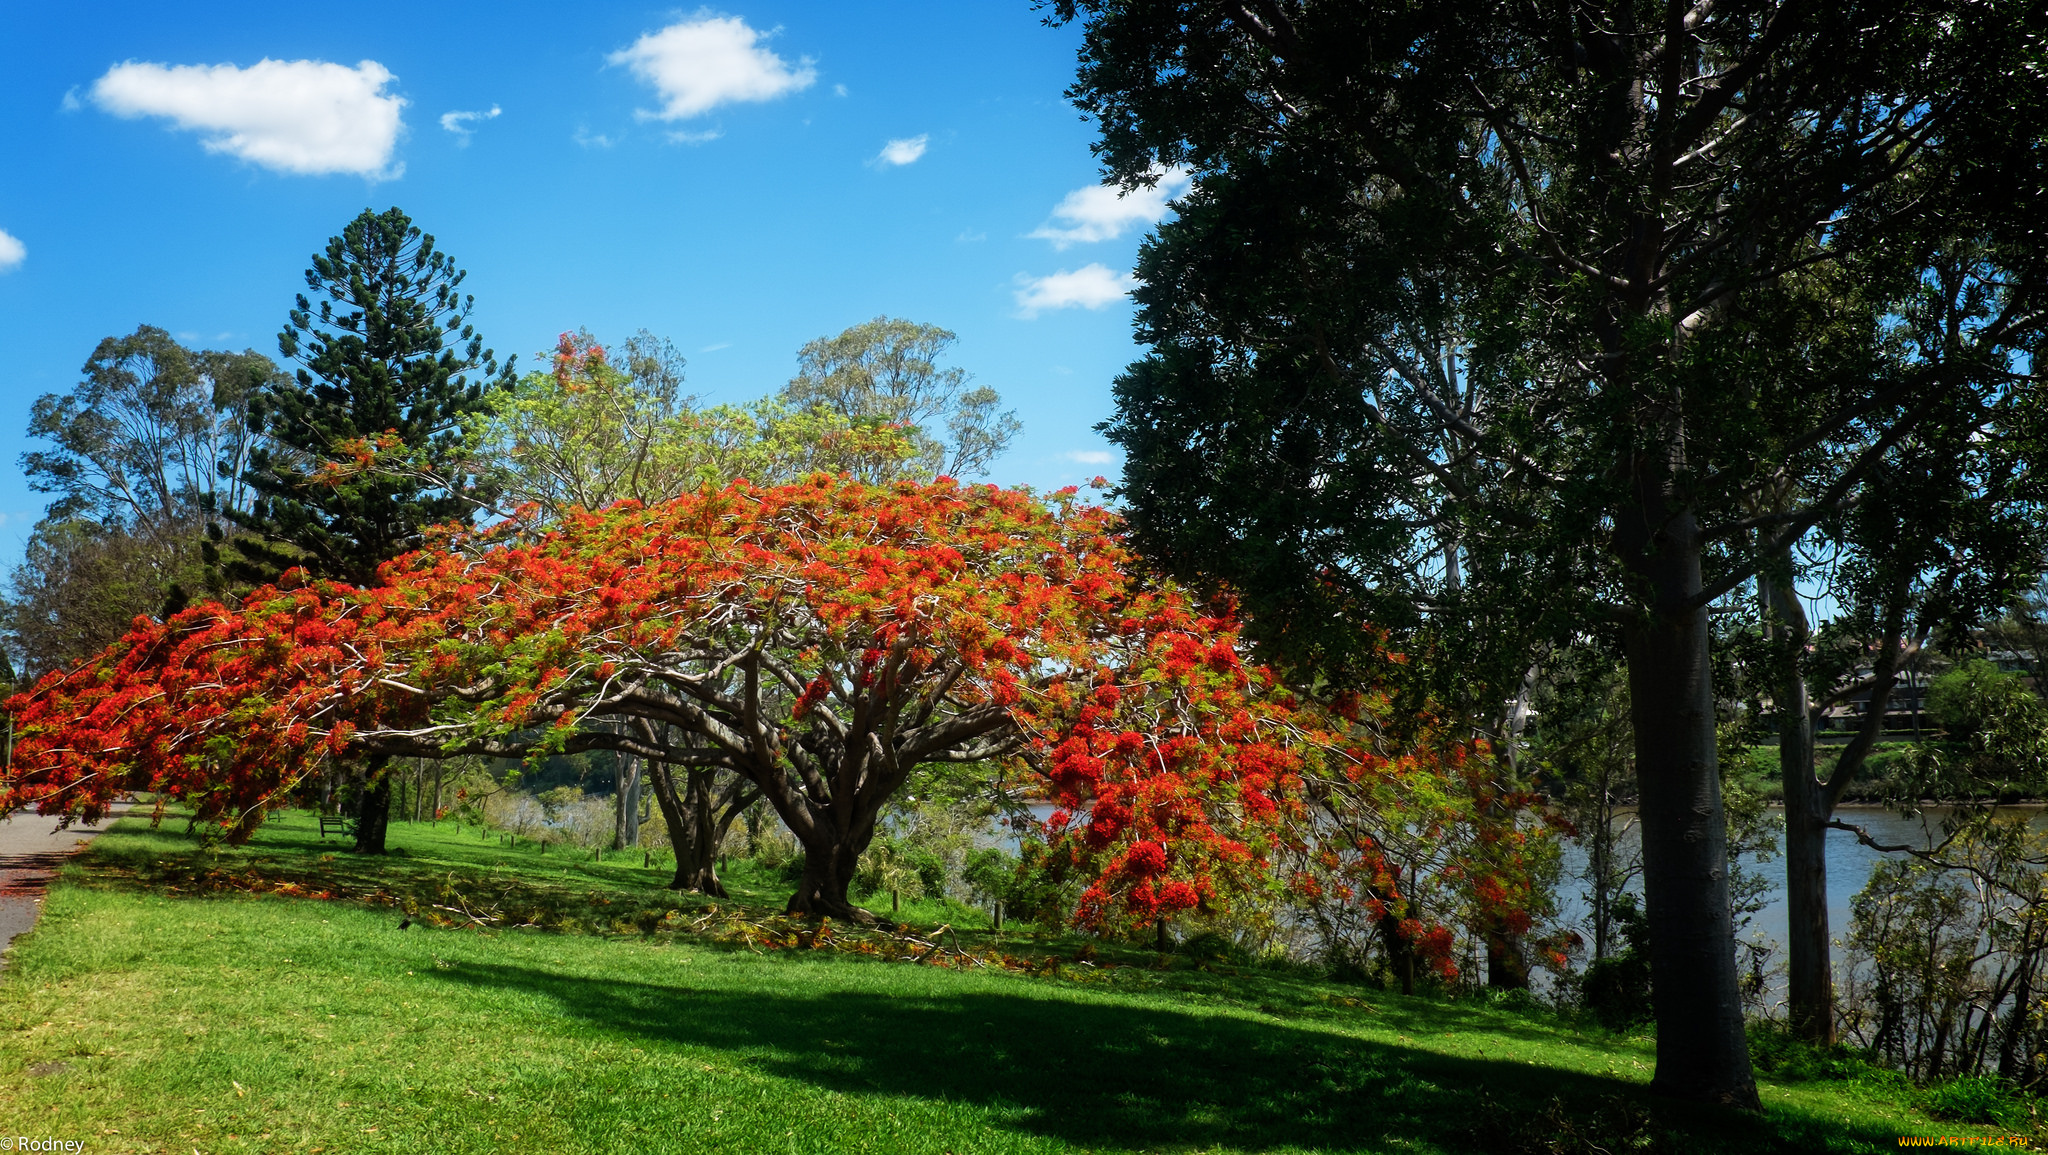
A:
[[318, 812, 348, 839]]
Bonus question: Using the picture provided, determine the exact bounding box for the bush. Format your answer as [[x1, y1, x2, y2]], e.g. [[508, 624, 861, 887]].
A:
[[1745, 1022, 1881, 1083], [1923, 1075, 2026, 1126], [963, 847, 1021, 908], [1571, 893, 1654, 1031]]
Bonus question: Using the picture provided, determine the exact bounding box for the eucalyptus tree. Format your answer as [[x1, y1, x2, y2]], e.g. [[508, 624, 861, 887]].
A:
[[1060, 0, 2048, 1106], [784, 317, 1020, 479], [7, 326, 277, 674]]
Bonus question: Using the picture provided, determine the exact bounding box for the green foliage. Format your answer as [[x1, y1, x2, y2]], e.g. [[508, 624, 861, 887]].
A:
[[1906, 659, 2048, 798], [1746, 1022, 1888, 1084], [7, 326, 280, 671], [466, 329, 929, 520], [1570, 893, 1654, 1032], [964, 846, 1023, 908], [1922, 1076, 2027, 1127], [228, 207, 512, 587], [783, 316, 1018, 479], [853, 836, 945, 903], [1841, 814, 2048, 1086]]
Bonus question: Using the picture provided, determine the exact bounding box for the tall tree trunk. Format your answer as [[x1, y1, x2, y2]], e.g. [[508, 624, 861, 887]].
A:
[[353, 759, 392, 855], [1622, 505, 1760, 1109], [1770, 563, 1911, 1045], [1764, 566, 1832, 1044], [614, 752, 642, 851]]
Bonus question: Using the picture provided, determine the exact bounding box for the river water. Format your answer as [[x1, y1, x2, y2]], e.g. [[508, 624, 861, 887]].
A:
[[1014, 801, 2031, 991], [1555, 805, 2047, 1001]]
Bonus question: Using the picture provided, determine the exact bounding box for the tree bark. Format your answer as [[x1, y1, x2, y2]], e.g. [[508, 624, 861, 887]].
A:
[[1764, 567, 1832, 1044], [353, 760, 392, 855], [614, 752, 642, 851], [785, 835, 874, 923], [1622, 505, 1760, 1109]]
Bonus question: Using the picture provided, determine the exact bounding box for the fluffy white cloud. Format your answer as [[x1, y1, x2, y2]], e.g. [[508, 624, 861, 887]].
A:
[[0, 228, 24, 272], [1030, 167, 1192, 249], [609, 14, 816, 121], [875, 134, 928, 166], [91, 58, 406, 178], [439, 104, 500, 143], [1013, 264, 1136, 317]]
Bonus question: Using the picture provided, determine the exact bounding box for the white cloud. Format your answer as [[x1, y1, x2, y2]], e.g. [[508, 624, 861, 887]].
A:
[[667, 128, 723, 145], [609, 14, 816, 121], [1014, 264, 1135, 317], [1065, 449, 1115, 465], [833, 83, 848, 97], [91, 58, 405, 178], [874, 134, 928, 167], [0, 228, 24, 272], [1029, 167, 1192, 249], [574, 127, 617, 149], [60, 86, 81, 112], [439, 104, 500, 144]]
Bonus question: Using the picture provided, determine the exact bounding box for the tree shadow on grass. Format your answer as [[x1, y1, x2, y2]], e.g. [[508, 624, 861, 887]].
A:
[[425, 960, 1905, 1154]]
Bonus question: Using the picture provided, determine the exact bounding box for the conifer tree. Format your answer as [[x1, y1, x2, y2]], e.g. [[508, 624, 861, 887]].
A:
[[227, 206, 513, 853]]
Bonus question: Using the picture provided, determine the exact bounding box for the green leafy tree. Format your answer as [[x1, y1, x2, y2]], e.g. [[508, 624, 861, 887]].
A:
[[783, 316, 1019, 479], [471, 330, 924, 525], [5, 326, 277, 674], [1057, 0, 2048, 1106], [229, 207, 513, 854]]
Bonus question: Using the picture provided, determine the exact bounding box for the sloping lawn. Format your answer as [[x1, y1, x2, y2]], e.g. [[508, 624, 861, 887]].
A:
[[0, 811, 2003, 1153]]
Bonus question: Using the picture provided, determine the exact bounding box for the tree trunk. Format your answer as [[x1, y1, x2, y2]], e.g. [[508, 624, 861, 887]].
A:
[[646, 760, 728, 897], [785, 837, 872, 922], [1622, 507, 1760, 1109], [353, 761, 392, 855], [1770, 562, 1909, 1046], [1768, 580, 1834, 1045], [614, 752, 642, 851]]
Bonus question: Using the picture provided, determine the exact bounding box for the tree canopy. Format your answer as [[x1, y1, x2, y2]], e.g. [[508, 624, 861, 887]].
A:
[[2, 477, 1364, 924], [228, 206, 513, 589], [1057, 0, 2048, 1107], [783, 317, 1019, 479]]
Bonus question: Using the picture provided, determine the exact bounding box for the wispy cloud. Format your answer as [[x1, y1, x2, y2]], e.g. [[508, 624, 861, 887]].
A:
[[0, 228, 24, 273], [1029, 167, 1191, 249], [439, 104, 500, 144], [667, 128, 723, 145], [1065, 449, 1115, 465], [91, 58, 406, 178], [574, 127, 617, 149], [610, 13, 815, 122], [874, 134, 928, 167], [700, 341, 732, 353], [1014, 264, 1135, 317], [59, 86, 81, 112]]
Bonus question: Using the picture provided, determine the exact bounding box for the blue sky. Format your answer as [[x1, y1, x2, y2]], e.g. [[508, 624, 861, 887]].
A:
[[0, 3, 1178, 569]]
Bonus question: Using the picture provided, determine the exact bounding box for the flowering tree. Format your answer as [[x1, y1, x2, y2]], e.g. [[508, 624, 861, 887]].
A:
[[4, 477, 1319, 923]]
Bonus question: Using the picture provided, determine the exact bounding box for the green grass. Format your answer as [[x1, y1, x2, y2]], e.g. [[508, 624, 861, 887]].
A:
[[0, 810, 2017, 1153]]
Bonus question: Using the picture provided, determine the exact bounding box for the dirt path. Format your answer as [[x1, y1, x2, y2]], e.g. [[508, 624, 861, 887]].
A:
[[0, 802, 131, 971]]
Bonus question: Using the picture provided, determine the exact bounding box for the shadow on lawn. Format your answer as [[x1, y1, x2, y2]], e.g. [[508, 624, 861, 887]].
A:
[[425, 960, 1901, 1154]]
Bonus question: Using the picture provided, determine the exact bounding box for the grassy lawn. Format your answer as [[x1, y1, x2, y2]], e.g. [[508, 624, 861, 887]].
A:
[[0, 810, 2012, 1153]]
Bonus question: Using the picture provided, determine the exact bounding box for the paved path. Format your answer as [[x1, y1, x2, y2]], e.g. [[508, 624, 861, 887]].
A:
[[0, 803, 131, 971]]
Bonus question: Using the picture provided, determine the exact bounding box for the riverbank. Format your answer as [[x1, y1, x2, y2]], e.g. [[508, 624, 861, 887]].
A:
[[0, 808, 2021, 1152]]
